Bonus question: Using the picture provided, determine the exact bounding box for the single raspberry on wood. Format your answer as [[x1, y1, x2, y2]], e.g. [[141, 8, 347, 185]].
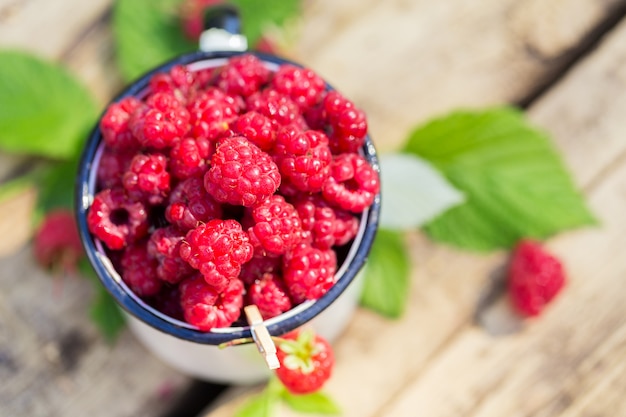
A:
[[166, 177, 223, 231], [179, 274, 244, 331], [283, 242, 337, 304], [130, 92, 190, 149], [216, 54, 271, 97], [322, 153, 379, 213], [87, 188, 149, 250], [120, 241, 162, 297], [246, 272, 292, 319], [274, 125, 332, 193], [231, 111, 276, 151], [168, 136, 213, 180], [180, 0, 224, 41], [179, 219, 253, 290], [508, 239, 566, 317], [275, 329, 334, 394], [122, 153, 171, 205], [247, 195, 304, 255], [100, 96, 142, 152], [34, 209, 84, 273], [271, 64, 326, 109], [204, 136, 281, 207], [147, 226, 194, 284]]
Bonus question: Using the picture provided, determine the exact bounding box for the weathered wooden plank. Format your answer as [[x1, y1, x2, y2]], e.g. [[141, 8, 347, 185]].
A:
[[293, 0, 626, 152], [0, 248, 192, 417], [351, 14, 626, 417], [62, 12, 124, 106], [0, 0, 113, 60]]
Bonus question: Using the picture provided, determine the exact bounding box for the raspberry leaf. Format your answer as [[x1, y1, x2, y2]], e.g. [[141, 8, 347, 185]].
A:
[[404, 107, 596, 251], [360, 229, 410, 318], [0, 50, 97, 159], [114, 0, 196, 81], [379, 153, 464, 229], [113, 0, 301, 81], [230, 0, 300, 47], [234, 385, 279, 417], [281, 390, 341, 415], [79, 259, 126, 343]]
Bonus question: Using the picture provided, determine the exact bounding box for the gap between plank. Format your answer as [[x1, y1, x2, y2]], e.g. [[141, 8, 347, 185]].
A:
[[516, 1, 626, 109]]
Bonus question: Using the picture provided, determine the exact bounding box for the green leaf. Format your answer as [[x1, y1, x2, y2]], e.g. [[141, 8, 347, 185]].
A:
[[113, 0, 196, 81], [31, 158, 80, 226], [230, 0, 301, 46], [0, 50, 97, 159], [281, 390, 341, 415], [360, 229, 410, 318], [0, 175, 37, 205], [90, 285, 126, 343], [379, 153, 464, 230], [404, 107, 596, 251], [79, 260, 127, 343], [235, 390, 278, 417]]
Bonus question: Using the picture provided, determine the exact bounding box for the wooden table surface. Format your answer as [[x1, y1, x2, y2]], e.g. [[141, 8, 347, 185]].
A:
[[3, 1, 626, 416]]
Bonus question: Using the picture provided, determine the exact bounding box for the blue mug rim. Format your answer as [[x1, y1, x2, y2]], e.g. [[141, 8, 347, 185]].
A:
[[75, 50, 381, 345]]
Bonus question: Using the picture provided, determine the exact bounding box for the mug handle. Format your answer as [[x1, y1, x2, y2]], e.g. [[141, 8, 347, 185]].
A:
[[199, 4, 248, 53]]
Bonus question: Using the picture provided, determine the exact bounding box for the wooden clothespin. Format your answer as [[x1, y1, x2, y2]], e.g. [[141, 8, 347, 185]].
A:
[[244, 305, 280, 370]]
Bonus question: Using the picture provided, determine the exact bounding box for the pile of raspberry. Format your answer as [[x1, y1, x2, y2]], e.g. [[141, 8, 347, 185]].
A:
[[87, 54, 379, 331]]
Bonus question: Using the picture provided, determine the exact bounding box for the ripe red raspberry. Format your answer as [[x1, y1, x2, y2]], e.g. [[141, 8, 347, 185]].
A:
[[283, 242, 337, 304], [187, 88, 240, 140], [120, 241, 162, 297], [275, 329, 334, 394], [293, 193, 358, 249], [272, 64, 326, 109], [323, 91, 367, 154], [508, 240, 566, 317], [149, 65, 196, 102], [247, 195, 304, 255], [165, 177, 223, 231], [231, 111, 276, 151], [179, 274, 244, 331], [129, 92, 190, 149], [34, 209, 84, 273], [87, 188, 149, 250], [97, 148, 134, 189], [122, 153, 171, 204], [216, 54, 271, 97], [238, 248, 282, 285], [246, 89, 305, 129], [100, 96, 142, 152], [322, 153, 380, 213], [179, 219, 253, 290], [147, 226, 194, 284], [333, 209, 359, 247], [204, 136, 281, 207], [274, 125, 332, 193], [168, 136, 213, 180], [246, 272, 292, 319]]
